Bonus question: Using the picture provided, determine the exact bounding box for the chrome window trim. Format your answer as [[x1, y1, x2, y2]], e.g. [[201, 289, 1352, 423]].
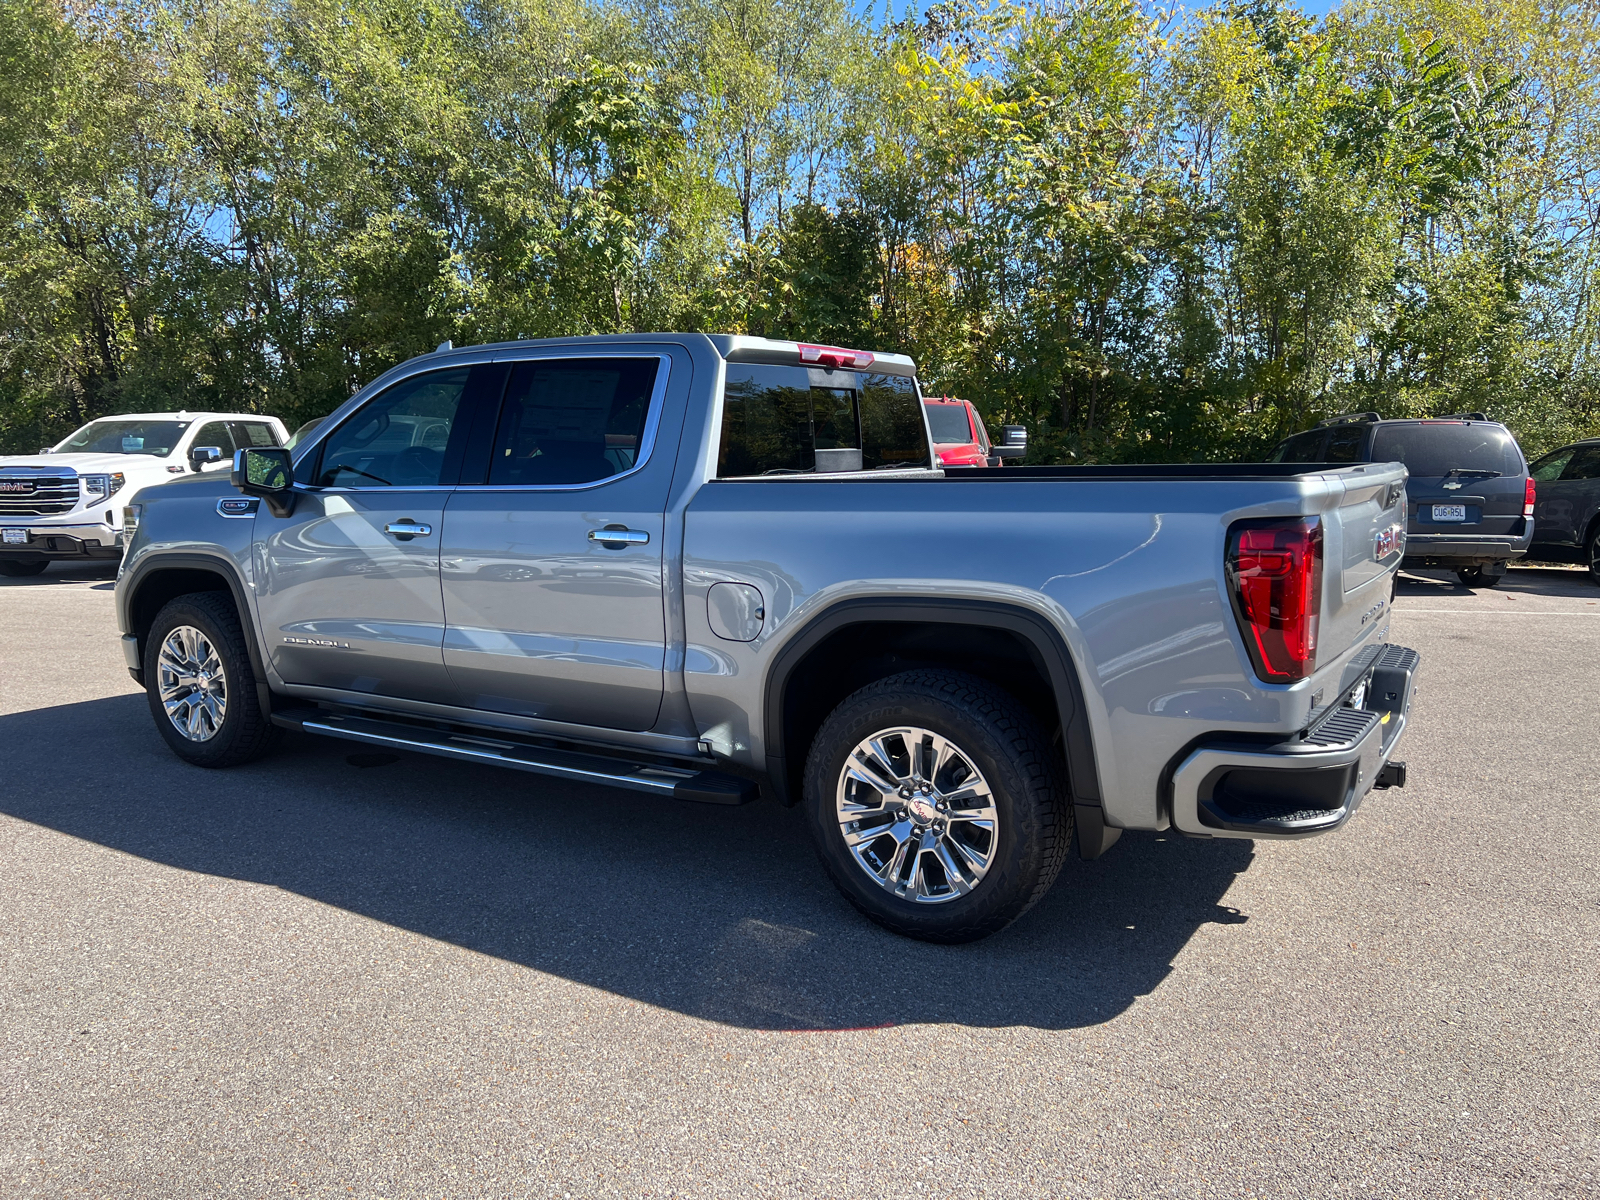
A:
[[452, 351, 672, 493], [304, 486, 457, 495]]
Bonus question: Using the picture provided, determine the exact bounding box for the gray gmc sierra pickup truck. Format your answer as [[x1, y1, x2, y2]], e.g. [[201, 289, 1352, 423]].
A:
[[115, 334, 1419, 941]]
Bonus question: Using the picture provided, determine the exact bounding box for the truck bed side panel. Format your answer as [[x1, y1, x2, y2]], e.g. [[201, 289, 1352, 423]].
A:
[[682, 467, 1402, 830]]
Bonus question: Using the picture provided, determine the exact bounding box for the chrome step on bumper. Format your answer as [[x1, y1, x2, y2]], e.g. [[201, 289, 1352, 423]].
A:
[[273, 710, 759, 805], [1169, 643, 1420, 839]]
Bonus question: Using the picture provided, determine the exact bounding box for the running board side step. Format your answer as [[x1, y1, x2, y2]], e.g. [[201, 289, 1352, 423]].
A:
[[275, 710, 758, 805]]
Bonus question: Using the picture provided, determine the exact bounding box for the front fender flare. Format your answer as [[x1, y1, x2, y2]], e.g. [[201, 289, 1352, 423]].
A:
[[119, 551, 274, 717]]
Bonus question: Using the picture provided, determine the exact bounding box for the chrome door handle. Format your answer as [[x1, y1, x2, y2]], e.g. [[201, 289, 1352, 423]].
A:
[[384, 520, 432, 539], [588, 527, 649, 547]]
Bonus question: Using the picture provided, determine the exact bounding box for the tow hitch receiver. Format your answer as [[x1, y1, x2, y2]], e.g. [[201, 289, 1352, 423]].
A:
[[1374, 760, 1407, 790]]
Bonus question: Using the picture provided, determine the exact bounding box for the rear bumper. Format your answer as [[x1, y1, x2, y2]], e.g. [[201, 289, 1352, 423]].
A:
[[1402, 529, 1531, 566], [0, 522, 121, 559], [1169, 643, 1420, 840]]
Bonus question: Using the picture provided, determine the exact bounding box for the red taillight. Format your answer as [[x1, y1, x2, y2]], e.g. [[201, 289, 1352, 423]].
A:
[[798, 343, 875, 370], [1227, 517, 1323, 683], [1524, 477, 1536, 518]]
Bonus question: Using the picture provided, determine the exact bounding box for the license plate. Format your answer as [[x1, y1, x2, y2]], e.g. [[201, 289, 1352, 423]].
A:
[[1431, 504, 1467, 522], [2, 528, 27, 545]]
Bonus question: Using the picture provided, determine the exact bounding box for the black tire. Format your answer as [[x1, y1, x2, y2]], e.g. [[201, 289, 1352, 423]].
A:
[[802, 670, 1071, 943], [1587, 528, 1600, 586], [143, 591, 280, 767], [1455, 564, 1502, 588], [0, 559, 48, 577]]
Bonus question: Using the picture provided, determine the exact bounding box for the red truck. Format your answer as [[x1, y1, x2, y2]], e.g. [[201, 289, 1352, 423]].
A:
[[923, 396, 1027, 467]]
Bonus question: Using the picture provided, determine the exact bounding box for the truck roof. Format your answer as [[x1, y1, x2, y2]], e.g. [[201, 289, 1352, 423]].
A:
[[77, 411, 284, 423], [407, 334, 920, 379]]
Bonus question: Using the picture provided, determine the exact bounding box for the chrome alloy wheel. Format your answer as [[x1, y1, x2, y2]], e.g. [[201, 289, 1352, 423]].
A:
[[156, 624, 228, 742], [835, 726, 999, 904]]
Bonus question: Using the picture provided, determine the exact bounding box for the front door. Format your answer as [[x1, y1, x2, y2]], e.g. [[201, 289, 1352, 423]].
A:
[[1557, 446, 1600, 552], [254, 366, 480, 705], [440, 353, 672, 731]]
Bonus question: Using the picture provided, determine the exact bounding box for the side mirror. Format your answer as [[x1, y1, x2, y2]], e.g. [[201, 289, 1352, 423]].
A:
[[993, 425, 1028, 460], [232, 447, 296, 517], [189, 445, 224, 470], [39, 447, 54, 455]]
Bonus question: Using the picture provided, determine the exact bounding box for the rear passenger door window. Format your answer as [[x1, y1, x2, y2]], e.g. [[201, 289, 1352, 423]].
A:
[[1560, 447, 1600, 480], [487, 358, 660, 486], [230, 420, 282, 449], [717, 364, 929, 476]]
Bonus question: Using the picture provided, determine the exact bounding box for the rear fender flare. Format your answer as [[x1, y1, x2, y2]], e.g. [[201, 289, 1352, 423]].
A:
[[760, 597, 1114, 857]]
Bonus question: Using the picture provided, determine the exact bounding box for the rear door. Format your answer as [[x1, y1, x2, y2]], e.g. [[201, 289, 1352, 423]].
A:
[[1370, 421, 1525, 537], [1530, 447, 1578, 545], [439, 351, 676, 731]]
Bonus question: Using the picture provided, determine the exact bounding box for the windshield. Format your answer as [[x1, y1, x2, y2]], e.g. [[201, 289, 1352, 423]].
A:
[[924, 403, 973, 443], [1369, 423, 1523, 478], [56, 419, 189, 457]]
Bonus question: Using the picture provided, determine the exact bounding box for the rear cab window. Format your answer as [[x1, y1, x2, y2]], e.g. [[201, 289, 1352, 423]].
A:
[[717, 364, 930, 477]]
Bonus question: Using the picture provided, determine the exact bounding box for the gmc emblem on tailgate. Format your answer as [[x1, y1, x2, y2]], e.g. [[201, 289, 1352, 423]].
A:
[[0, 480, 37, 494], [1374, 524, 1403, 561]]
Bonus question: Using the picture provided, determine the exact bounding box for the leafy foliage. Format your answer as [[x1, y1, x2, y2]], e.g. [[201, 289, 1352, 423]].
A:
[[1, 0, 1597, 457]]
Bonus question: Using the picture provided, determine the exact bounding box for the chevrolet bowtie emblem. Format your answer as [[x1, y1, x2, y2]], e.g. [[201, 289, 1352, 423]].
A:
[[1442, 480, 1463, 489]]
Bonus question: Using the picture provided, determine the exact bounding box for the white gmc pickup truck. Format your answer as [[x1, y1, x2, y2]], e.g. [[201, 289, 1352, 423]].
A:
[[0, 412, 288, 576]]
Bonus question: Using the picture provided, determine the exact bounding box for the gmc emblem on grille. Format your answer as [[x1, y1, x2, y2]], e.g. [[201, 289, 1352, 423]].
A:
[[0, 480, 37, 494]]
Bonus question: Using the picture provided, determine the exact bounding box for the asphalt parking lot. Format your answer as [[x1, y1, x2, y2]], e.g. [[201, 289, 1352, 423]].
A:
[[2, 563, 1597, 1199]]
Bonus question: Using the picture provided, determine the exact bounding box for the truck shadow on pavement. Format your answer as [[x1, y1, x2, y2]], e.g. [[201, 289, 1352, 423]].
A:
[[1, 694, 1256, 1032]]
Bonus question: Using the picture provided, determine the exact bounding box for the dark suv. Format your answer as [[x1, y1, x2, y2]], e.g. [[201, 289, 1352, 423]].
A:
[[1527, 438, 1600, 583], [1270, 413, 1534, 588]]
